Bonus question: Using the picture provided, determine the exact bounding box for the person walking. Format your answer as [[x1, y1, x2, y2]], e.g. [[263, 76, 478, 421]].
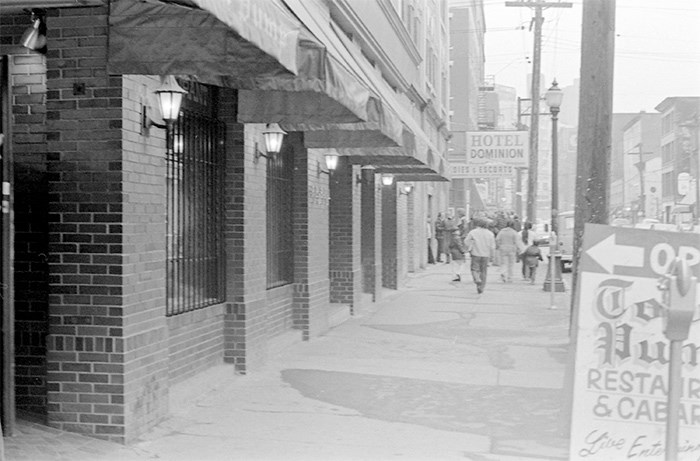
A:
[[448, 229, 466, 282], [495, 220, 519, 283], [517, 222, 538, 280], [464, 218, 496, 294], [522, 240, 544, 284], [435, 213, 447, 263], [426, 217, 435, 264]]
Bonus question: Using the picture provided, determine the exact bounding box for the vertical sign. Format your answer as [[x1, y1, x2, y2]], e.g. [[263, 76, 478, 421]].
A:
[[570, 224, 700, 460]]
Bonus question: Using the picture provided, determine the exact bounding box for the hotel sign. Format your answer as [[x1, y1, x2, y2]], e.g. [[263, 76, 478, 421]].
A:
[[465, 131, 529, 167]]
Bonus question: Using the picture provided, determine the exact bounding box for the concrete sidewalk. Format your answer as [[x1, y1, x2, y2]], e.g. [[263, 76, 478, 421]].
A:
[[5, 262, 574, 461]]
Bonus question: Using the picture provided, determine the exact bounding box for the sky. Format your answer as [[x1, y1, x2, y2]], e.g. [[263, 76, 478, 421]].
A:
[[482, 0, 700, 113]]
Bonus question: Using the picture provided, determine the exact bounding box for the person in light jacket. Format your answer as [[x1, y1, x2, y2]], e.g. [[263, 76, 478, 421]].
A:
[[496, 220, 519, 283], [464, 218, 496, 294]]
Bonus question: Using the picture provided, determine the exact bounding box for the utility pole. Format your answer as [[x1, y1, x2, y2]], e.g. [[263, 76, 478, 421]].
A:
[[571, 0, 616, 312], [506, 1, 572, 224]]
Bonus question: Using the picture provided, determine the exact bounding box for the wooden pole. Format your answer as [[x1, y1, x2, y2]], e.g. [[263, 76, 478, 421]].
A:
[[562, 0, 616, 441], [506, 1, 572, 224], [571, 0, 616, 322]]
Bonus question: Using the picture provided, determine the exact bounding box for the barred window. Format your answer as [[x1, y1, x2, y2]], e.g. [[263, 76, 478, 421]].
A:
[[266, 142, 294, 288], [166, 82, 226, 316]]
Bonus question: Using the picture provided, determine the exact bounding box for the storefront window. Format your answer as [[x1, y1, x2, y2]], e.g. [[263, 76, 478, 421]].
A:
[[166, 82, 225, 316], [266, 143, 294, 288]]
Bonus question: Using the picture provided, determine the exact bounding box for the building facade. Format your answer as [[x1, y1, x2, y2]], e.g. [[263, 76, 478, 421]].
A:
[[654, 97, 700, 226], [0, 0, 474, 444]]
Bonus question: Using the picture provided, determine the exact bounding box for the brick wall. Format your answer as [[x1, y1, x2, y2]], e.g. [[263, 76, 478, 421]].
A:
[[360, 171, 382, 301], [219, 108, 299, 373], [328, 158, 360, 312], [381, 183, 398, 289], [42, 7, 173, 443], [406, 191, 415, 272], [166, 305, 224, 385], [291, 133, 332, 340]]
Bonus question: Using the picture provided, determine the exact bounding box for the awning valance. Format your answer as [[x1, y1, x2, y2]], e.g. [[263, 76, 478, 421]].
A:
[[108, 0, 371, 124], [108, 0, 299, 78], [279, 98, 403, 148]]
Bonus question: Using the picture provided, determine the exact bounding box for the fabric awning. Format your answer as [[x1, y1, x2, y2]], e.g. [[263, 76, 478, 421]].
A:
[[337, 124, 450, 180], [108, 0, 371, 124], [279, 98, 403, 148], [274, 0, 412, 150]]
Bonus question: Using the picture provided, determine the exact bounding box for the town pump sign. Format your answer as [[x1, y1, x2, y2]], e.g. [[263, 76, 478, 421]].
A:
[[451, 131, 529, 178], [569, 224, 700, 460]]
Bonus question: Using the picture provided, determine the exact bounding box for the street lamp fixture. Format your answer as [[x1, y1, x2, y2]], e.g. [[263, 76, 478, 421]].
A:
[[381, 174, 394, 186], [141, 76, 188, 152], [255, 123, 288, 162], [317, 153, 339, 176], [543, 79, 565, 298], [21, 9, 47, 53], [400, 184, 413, 195]]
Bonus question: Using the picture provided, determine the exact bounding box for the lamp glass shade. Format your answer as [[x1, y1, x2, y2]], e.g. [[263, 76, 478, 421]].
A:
[[545, 80, 563, 109], [324, 154, 339, 171], [21, 18, 46, 51], [263, 123, 287, 154], [402, 184, 413, 194], [155, 76, 187, 122], [381, 174, 394, 186]]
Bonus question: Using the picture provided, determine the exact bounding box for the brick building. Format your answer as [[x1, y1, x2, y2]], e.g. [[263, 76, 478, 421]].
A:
[[0, 0, 465, 444]]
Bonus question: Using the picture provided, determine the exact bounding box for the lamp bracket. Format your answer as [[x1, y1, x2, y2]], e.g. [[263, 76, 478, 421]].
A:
[[317, 161, 330, 176], [141, 105, 167, 135], [254, 142, 272, 163]]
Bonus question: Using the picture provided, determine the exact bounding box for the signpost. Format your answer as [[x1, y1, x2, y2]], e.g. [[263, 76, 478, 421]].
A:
[[569, 224, 700, 461]]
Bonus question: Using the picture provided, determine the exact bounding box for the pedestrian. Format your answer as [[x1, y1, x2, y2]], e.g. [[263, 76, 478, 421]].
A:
[[522, 240, 544, 284], [426, 217, 435, 264], [495, 220, 519, 283], [517, 222, 538, 280], [435, 212, 447, 263], [448, 229, 466, 281], [443, 211, 458, 263], [464, 218, 496, 294]]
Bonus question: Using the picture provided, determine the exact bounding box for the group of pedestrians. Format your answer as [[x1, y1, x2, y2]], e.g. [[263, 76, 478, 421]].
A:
[[428, 211, 546, 294]]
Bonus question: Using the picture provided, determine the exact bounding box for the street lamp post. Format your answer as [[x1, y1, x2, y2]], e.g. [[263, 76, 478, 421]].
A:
[[543, 79, 565, 300]]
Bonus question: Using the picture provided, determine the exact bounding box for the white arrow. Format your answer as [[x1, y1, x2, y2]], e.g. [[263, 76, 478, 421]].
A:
[[587, 234, 645, 273]]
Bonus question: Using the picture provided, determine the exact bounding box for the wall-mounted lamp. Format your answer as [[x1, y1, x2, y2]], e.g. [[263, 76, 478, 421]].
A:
[[255, 123, 287, 162], [381, 174, 394, 186], [21, 9, 47, 54], [317, 153, 339, 176], [142, 76, 187, 133], [400, 184, 413, 195]]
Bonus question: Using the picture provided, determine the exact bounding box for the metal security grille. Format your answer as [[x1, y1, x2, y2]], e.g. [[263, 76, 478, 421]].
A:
[[266, 148, 294, 288], [166, 99, 226, 316]]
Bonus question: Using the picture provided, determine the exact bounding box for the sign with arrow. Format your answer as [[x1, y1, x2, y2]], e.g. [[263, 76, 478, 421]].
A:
[[569, 224, 700, 461]]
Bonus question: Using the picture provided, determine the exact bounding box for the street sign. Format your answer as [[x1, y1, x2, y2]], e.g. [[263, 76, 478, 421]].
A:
[[569, 224, 700, 461], [450, 163, 516, 178], [465, 131, 529, 167]]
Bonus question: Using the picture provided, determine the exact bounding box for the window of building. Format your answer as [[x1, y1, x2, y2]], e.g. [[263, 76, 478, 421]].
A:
[[662, 171, 674, 198], [166, 81, 226, 316], [266, 142, 294, 288], [661, 112, 673, 136]]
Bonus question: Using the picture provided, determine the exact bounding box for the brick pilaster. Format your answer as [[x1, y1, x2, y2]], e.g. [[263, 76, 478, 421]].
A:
[[291, 134, 332, 339], [381, 183, 398, 289], [44, 7, 168, 443], [329, 158, 361, 312]]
